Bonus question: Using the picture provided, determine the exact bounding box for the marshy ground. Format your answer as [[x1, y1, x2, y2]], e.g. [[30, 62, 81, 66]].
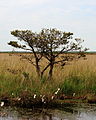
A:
[[0, 52, 96, 107]]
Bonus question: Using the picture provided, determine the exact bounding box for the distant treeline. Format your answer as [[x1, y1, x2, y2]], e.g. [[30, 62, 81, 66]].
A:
[[0, 51, 96, 54]]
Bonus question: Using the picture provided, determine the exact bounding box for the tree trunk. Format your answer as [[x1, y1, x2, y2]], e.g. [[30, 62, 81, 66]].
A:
[[48, 63, 54, 80], [36, 58, 41, 77], [40, 63, 51, 79]]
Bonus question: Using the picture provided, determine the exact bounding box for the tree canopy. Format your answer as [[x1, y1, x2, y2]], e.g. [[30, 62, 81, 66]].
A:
[[8, 28, 87, 79]]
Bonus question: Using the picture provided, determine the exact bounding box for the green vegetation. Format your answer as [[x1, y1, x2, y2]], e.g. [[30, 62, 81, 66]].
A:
[[1, 68, 96, 98]]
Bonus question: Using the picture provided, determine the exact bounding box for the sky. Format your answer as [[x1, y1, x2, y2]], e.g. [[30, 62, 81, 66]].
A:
[[0, 0, 96, 51]]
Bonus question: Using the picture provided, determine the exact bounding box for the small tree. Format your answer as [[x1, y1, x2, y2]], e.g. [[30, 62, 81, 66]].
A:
[[8, 28, 87, 79], [34, 29, 87, 79]]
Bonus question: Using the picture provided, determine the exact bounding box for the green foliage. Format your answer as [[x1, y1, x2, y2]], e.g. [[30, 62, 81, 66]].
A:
[[1, 67, 96, 98], [60, 75, 85, 95], [22, 72, 29, 80], [40, 76, 48, 84], [8, 41, 22, 48]]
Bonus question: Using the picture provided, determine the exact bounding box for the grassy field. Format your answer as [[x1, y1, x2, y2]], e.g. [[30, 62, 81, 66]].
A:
[[0, 52, 96, 99]]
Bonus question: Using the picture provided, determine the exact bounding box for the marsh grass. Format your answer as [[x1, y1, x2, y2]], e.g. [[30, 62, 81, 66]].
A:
[[0, 53, 96, 98]]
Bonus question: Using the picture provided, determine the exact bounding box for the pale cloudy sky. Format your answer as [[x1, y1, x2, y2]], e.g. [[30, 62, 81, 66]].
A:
[[0, 0, 96, 51]]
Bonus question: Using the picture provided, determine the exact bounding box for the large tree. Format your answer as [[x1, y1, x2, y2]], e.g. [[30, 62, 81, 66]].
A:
[[8, 28, 87, 79]]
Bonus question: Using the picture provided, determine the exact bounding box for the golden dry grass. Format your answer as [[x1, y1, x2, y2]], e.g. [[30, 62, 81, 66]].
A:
[[0, 53, 95, 80], [0, 53, 96, 96]]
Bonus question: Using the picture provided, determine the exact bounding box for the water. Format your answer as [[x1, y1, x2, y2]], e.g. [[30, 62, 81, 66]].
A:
[[0, 103, 96, 120]]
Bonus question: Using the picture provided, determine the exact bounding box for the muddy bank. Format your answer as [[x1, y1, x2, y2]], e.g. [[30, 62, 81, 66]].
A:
[[1, 93, 96, 108]]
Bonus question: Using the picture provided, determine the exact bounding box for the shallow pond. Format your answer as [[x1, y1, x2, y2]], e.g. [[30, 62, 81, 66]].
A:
[[0, 103, 96, 120]]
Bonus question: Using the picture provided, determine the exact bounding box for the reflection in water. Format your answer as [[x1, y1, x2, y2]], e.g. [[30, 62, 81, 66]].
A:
[[0, 104, 96, 120]]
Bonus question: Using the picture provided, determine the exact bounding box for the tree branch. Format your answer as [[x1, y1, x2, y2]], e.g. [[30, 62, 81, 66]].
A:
[[41, 63, 51, 76]]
